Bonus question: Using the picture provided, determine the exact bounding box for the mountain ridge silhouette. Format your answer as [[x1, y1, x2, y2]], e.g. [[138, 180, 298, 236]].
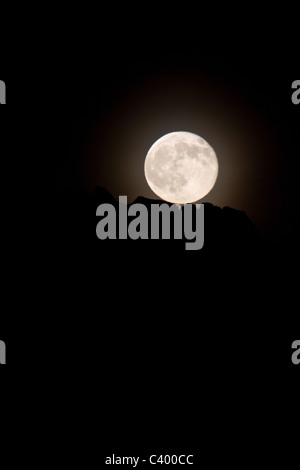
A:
[[45, 185, 294, 407], [53, 186, 267, 261]]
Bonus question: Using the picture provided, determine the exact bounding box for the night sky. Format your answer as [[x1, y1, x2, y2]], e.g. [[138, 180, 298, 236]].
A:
[[1, 4, 299, 454], [47, 22, 299, 244]]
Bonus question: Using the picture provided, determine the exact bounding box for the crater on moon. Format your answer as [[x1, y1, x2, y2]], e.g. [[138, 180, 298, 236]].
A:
[[144, 131, 218, 204]]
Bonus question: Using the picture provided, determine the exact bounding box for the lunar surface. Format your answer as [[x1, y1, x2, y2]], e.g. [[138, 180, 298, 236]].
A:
[[144, 131, 218, 204]]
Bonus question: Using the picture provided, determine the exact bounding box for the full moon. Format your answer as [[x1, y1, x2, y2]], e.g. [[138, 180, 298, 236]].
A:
[[144, 131, 218, 204]]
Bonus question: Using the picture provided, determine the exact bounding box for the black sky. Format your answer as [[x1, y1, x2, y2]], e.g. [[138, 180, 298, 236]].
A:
[[4, 8, 298, 244], [1, 4, 300, 437], [46, 30, 299, 243]]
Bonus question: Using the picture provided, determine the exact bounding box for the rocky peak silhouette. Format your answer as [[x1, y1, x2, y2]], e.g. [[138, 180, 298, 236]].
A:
[[53, 186, 268, 271]]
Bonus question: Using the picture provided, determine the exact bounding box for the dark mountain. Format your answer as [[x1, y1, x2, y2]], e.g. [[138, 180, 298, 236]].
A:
[[21, 186, 295, 447], [51, 186, 278, 323], [53, 186, 267, 260], [51, 185, 280, 337]]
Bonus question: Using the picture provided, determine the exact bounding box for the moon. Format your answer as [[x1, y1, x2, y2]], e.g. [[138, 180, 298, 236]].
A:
[[144, 131, 218, 204]]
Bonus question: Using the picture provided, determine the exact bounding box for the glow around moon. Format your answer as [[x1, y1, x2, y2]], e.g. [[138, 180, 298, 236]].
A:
[[144, 131, 218, 204]]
